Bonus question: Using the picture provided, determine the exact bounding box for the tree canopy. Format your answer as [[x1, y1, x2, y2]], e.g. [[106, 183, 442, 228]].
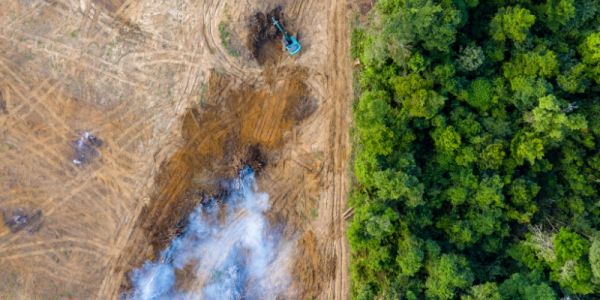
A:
[[350, 0, 600, 298]]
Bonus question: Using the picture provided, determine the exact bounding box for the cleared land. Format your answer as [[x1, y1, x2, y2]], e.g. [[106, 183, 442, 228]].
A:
[[0, 0, 352, 298]]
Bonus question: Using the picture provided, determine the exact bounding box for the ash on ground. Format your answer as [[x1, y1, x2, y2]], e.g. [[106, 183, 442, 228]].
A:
[[2, 208, 43, 233], [72, 131, 103, 166]]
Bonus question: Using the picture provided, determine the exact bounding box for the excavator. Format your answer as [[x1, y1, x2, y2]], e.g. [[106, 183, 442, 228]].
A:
[[271, 16, 301, 55]]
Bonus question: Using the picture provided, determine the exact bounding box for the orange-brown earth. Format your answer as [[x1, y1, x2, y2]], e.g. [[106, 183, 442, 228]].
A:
[[0, 0, 353, 298]]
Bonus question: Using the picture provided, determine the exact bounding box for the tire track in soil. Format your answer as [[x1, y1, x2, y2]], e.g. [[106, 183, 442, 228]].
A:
[[0, 0, 352, 298], [0, 0, 214, 297], [316, 0, 352, 298]]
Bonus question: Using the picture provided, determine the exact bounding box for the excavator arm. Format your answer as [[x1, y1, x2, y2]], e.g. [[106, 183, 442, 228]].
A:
[[271, 17, 302, 55]]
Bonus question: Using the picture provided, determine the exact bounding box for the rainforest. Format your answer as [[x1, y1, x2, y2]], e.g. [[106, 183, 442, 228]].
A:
[[350, 0, 600, 298]]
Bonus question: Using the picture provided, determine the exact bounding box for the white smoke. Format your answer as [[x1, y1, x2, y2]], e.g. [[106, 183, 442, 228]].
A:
[[128, 167, 290, 300]]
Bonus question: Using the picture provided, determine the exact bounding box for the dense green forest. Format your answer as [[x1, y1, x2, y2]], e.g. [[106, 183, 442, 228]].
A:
[[349, 0, 600, 298]]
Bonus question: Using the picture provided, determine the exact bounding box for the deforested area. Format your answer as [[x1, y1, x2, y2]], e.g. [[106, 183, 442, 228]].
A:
[[350, 0, 600, 299], [0, 0, 352, 299]]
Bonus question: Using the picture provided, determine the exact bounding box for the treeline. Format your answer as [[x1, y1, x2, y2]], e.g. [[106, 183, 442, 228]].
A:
[[350, 0, 600, 299]]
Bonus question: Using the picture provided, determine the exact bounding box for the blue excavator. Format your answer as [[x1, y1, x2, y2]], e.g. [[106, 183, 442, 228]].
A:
[[271, 16, 301, 55]]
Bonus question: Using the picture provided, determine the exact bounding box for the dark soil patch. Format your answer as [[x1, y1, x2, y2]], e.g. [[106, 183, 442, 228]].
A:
[[2, 208, 43, 233], [119, 68, 311, 294], [0, 90, 6, 114], [92, 0, 125, 13], [285, 95, 318, 122], [240, 144, 268, 174], [247, 6, 288, 65], [72, 132, 103, 166]]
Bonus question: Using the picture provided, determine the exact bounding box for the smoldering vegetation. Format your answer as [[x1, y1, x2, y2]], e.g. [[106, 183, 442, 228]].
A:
[[72, 131, 103, 166], [2, 208, 43, 234], [125, 167, 291, 300]]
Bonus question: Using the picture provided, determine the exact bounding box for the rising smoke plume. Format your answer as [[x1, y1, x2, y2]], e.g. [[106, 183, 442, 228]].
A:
[[127, 167, 291, 300]]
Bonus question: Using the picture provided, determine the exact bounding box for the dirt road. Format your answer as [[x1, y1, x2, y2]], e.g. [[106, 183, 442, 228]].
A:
[[0, 0, 352, 298]]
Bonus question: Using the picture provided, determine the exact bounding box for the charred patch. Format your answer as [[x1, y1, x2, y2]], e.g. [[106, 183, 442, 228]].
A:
[[285, 95, 318, 122], [119, 68, 312, 295], [92, 0, 126, 13], [72, 132, 103, 166], [2, 208, 43, 234], [0, 90, 6, 114], [242, 144, 267, 174], [247, 6, 286, 65]]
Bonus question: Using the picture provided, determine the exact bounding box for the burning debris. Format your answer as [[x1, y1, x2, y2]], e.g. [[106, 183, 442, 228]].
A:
[[127, 167, 290, 299], [72, 131, 103, 166], [242, 144, 267, 173], [2, 208, 43, 234]]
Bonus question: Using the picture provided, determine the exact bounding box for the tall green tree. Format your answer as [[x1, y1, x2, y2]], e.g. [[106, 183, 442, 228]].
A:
[[490, 6, 536, 43], [350, 0, 600, 297], [425, 254, 474, 299]]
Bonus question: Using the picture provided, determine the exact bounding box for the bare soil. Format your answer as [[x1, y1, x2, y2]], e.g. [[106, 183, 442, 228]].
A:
[[0, 0, 353, 298]]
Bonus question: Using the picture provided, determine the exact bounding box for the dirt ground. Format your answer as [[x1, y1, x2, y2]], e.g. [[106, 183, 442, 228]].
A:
[[0, 0, 353, 299]]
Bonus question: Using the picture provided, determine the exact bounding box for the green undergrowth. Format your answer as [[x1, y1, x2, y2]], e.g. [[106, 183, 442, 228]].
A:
[[219, 21, 241, 58]]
